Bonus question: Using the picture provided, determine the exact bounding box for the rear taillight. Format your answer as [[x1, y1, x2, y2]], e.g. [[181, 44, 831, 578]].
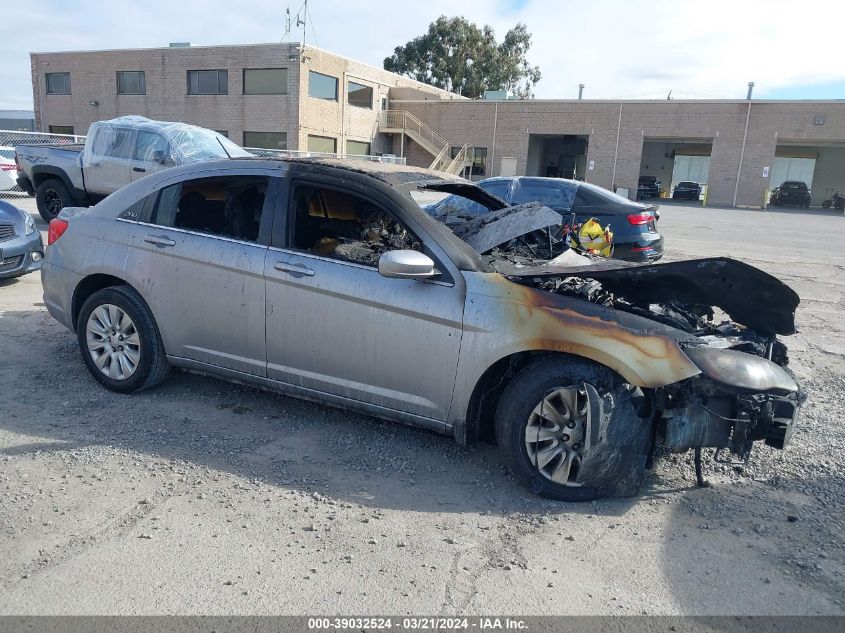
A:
[[48, 218, 69, 245], [0, 164, 16, 171], [627, 213, 652, 225]]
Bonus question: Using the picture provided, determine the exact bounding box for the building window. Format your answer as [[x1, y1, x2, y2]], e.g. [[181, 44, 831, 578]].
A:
[[347, 81, 373, 109], [117, 71, 146, 95], [243, 131, 287, 150], [243, 68, 287, 95], [187, 70, 228, 95], [48, 125, 74, 135], [308, 71, 338, 101], [46, 72, 71, 95], [307, 135, 337, 154], [346, 140, 371, 156], [215, 130, 229, 138]]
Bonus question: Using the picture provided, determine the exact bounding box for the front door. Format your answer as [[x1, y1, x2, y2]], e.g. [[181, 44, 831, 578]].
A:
[[264, 178, 465, 421], [124, 171, 277, 376], [129, 130, 173, 182]]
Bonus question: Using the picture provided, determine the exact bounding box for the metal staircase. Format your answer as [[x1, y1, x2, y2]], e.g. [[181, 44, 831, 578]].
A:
[[379, 110, 473, 176]]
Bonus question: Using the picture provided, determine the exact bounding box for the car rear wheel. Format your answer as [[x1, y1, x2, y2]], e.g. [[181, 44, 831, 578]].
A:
[[36, 178, 74, 222], [495, 357, 637, 501], [77, 286, 170, 393]]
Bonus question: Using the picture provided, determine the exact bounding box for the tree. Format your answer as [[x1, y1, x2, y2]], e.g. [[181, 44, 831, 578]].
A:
[[383, 16, 541, 99]]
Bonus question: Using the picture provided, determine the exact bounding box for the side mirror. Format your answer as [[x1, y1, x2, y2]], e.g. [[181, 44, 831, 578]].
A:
[[378, 250, 439, 280]]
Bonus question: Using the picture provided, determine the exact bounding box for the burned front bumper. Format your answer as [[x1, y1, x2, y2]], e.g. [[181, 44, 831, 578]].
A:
[[660, 346, 802, 456]]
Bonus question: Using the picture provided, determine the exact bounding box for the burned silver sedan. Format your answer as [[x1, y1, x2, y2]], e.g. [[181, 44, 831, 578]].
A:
[[41, 158, 802, 500]]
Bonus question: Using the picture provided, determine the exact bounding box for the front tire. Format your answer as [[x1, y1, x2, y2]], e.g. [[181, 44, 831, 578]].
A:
[[495, 357, 638, 501], [77, 286, 170, 393], [36, 178, 75, 222]]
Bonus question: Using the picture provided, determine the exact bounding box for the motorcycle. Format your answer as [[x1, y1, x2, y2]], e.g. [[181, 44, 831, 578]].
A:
[[821, 192, 845, 211]]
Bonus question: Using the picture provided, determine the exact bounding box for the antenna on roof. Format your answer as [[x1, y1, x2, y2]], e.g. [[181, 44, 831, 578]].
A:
[[297, 0, 307, 46], [281, 1, 317, 47], [282, 6, 292, 42]]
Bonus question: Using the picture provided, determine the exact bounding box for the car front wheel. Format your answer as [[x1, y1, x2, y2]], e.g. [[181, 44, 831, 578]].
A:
[[495, 357, 641, 501], [77, 286, 170, 393]]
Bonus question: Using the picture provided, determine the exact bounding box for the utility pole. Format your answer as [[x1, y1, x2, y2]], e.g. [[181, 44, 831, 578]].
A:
[[578, 84, 584, 100]]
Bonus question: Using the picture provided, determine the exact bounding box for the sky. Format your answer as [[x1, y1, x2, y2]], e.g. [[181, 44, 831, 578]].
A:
[[2, 0, 845, 110]]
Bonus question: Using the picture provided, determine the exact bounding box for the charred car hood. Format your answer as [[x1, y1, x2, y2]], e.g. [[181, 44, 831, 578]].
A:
[[451, 203, 562, 254], [502, 257, 799, 336]]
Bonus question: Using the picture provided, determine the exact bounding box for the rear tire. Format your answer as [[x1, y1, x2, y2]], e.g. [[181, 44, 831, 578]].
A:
[[36, 178, 74, 222], [822, 200, 832, 209], [495, 357, 638, 501], [77, 286, 170, 393]]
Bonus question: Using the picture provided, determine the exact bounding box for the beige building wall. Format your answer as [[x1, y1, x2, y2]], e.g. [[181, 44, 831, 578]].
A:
[[395, 99, 845, 207], [29, 42, 845, 208], [295, 45, 459, 154], [30, 42, 458, 152]]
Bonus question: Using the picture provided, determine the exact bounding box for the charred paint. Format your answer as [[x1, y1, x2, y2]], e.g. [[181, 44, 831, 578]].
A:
[[458, 273, 701, 391]]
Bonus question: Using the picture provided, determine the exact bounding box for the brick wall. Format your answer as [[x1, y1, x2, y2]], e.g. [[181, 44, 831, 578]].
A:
[[396, 99, 845, 208], [30, 42, 457, 153]]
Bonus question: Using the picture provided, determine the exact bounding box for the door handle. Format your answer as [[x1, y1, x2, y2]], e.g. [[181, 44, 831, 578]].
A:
[[133, 167, 146, 173], [144, 235, 176, 247], [274, 261, 315, 277]]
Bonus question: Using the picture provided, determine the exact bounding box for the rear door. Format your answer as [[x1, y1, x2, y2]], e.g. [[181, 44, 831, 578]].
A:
[[124, 168, 278, 376], [84, 127, 136, 195], [263, 173, 465, 422]]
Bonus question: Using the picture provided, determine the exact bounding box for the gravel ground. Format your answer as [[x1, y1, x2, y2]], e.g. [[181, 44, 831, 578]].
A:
[[0, 195, 843, 615]]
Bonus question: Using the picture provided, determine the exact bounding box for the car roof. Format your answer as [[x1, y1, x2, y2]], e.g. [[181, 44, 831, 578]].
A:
[[478, 176, 581, 186]]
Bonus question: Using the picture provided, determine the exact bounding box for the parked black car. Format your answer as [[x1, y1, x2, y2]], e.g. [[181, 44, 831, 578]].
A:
[[672, 181, 702, 201], [424, 177, 664, 262], [637, 176, 661, 200], [769, 181, 812, 208]]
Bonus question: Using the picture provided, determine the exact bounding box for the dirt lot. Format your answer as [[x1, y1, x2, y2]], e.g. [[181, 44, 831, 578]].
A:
[[0, 195, 843, 615]]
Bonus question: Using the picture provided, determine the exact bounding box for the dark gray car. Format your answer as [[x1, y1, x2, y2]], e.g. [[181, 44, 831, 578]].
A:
[[0, 200, 44, 279], [40, 157, 803, 501]]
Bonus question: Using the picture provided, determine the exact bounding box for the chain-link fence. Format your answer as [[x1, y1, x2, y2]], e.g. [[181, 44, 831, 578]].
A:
[[0, 129, 85, 197]]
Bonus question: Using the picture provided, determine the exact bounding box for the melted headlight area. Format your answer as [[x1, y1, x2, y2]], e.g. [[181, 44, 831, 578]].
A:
[[656, 377, 802, 461]]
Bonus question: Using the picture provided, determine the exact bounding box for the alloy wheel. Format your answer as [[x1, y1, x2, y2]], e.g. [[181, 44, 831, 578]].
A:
[[524, 386, 589, 485], [44, 189, 63, 216], [85, 304, 141, 380]]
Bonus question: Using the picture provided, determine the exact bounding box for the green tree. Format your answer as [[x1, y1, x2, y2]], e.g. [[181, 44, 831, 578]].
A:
[[383, 16, 541, 99]]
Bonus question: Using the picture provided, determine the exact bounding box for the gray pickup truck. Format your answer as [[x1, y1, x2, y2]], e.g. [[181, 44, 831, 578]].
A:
[[16, 116, 251, 221]]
